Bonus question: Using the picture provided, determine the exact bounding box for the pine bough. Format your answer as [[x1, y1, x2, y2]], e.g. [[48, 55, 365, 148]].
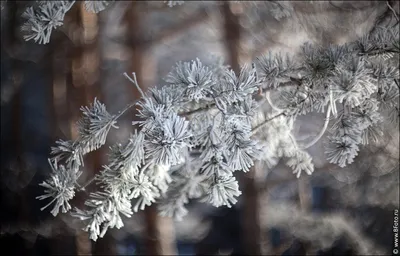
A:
[[18, 1, 182, 45], [22, 1, 399, 241]]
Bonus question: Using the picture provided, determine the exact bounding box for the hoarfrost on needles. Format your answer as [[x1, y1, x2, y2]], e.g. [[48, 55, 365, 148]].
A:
[[25, 1, 399, 241]]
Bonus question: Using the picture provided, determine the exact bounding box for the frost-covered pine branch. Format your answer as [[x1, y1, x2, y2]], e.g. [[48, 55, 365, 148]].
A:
[[39, 57, 278, 240], [37, 99, 132, 219], [21, 1, 75, 44], [20, 1, 116, 44], [19, 0, 183, 44], [33, 2, 399, 241]]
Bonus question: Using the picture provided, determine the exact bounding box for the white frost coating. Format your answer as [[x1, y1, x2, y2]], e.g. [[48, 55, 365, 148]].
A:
[[25, 1, 399, 240]]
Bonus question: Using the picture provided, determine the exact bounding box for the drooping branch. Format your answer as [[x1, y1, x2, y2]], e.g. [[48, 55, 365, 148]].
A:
[[29, 0, 399, 244], [300, 105, 332, 149]]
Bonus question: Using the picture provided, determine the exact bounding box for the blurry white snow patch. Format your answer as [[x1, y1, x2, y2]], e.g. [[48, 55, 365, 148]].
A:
[[260, 201, 388, 255]]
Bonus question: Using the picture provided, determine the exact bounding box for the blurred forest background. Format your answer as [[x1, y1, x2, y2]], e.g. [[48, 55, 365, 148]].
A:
[[0, 1, 399, 255]]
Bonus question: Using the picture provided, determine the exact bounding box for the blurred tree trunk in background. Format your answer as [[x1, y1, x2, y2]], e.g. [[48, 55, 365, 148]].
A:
[[125, 1, 145, 98], [221, 2, 262, 255], [221, 2, 241, 74], [297, 176, 313, 255], [125, 2, 178, 255], [46, 16, 78, 255], [298, 176, 312, 213], [68, 2, 116, 255], [67, 4, 92, 255]]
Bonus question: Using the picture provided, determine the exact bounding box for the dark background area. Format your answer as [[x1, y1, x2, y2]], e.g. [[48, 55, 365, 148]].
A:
[[0, 1, 399, 255]]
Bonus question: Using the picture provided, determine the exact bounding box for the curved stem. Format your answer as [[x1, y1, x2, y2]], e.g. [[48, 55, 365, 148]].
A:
[[300, 105, 332, 149], [265, 91, 284, 112], [329, 85, 337, 118]]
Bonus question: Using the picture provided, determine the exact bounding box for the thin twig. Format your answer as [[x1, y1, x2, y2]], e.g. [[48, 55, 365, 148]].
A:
[[251, 112, 286, 135], [124, 72, 146, 98], [114, 100, 139, 120], [387, 1, 399, 22], [78, 176, 97, 191]]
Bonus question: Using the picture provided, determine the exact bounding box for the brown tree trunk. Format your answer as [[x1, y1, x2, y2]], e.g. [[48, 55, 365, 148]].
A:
[[298, 176, 312, 212], [76, 2, 117, 255], [240, 168, 262, 255], [221, 2, 241, 74], [220, 2, 262, 255], [68, 48, 94, 256], [66, 3, 112, 255], [44, 25, 79, 255], [297, 176, 312, 255], [125, 2, 177, 254]]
